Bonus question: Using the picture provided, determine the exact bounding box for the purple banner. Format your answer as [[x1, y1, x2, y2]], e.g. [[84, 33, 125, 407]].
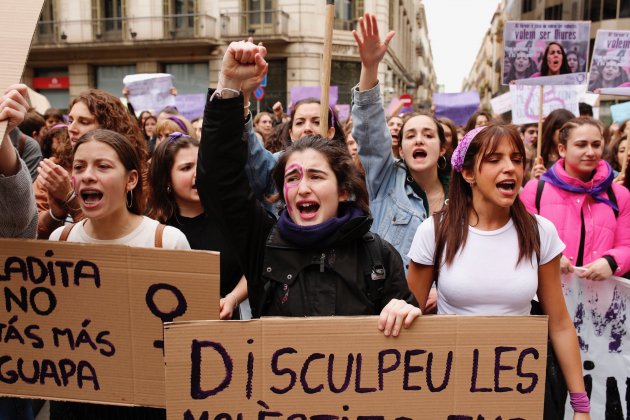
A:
[[289, 86, 338, 109], [175, 94, 206, 122], [432, 92, 481, 126]]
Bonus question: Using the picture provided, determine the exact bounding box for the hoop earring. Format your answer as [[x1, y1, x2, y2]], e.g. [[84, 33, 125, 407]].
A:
[[166, 186, 172, 194], [438, 155, 447, 170], [126, 189, 133, 208]]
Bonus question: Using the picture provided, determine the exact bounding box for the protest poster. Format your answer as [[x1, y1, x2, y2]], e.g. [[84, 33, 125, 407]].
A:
[[175, 93, 206, 122], [433, 92, 480, 126], [503, 21, 590, 86], [490, 91, 512, 115], [0, 0, 45, 145], [587, 30, 630, 96], [561, 271, 630, 419], [0, 239, 218, 407], [610, 101, 630, 124], [510, 84, 580, 125], [164, 316, 548, 420], [290, 86, 338, 109], [123, 73, 176, 113]]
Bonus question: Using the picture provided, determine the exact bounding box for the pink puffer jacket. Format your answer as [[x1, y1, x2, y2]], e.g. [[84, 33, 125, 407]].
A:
[[520, 159, 630, 276]]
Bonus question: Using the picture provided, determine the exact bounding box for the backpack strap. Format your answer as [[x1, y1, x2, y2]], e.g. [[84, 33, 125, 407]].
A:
[[58, 223, 76, 241], [606, 186, 619, 219], [535, 179, 545, 214], [361, 232, 387, 314], [154, 223, 166, 248]]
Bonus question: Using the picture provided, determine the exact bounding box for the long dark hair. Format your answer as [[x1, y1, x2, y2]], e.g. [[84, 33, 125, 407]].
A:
[[400, 112, 449, 179], [73, 129, 145, 215], [540, 108, 575, 166], [540, 42, 571, 76], [41, 125, 73, 168], [434, 124, 540, 272], [464, 110, 492, 133], [273, 134, 370, 215], [148, 134, 200, 222]]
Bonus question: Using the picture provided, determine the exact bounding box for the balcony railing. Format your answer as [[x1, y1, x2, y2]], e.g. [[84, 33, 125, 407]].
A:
[[32, 13, 218, 45], [220, 10, 289, 38]]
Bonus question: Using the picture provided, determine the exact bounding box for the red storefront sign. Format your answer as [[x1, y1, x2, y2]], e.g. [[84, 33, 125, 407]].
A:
[[32, 76, 69, 89]]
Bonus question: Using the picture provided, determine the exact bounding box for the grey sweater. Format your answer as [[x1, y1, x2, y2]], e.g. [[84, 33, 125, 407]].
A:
[[0, 157, 37, 238]]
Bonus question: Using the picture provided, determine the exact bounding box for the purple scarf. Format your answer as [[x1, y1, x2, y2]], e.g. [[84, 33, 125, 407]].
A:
[[277, 203, 365, 248], [541, 161, 618, 212]]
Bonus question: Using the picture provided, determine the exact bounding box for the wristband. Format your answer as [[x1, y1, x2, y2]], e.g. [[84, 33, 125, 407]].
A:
[[569, 392, 590, 413], [209, 87, 241, 102], [48, 208, 64, 222]]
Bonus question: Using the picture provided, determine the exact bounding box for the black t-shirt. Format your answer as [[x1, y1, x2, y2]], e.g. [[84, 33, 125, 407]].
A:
[[166, 212, 243, 297]]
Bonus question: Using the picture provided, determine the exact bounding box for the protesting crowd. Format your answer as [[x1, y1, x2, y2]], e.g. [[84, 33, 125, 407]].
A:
[[4, 10, 630, 420]]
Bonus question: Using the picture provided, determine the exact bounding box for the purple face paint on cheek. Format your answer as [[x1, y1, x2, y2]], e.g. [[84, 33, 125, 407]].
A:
[[283, 163, 304, 214]]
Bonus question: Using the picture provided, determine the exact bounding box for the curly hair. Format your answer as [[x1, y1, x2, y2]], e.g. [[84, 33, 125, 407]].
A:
[[70, 90, 148, 164], [40, 126, 73, 169]]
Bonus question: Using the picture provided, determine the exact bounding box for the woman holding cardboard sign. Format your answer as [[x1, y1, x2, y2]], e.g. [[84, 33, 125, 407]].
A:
[[196, 40, 420, 336], [406, 125, 590, 419]]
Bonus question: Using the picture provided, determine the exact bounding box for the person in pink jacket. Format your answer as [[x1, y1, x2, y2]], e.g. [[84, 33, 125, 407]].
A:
[[521, 117, 630, 279]]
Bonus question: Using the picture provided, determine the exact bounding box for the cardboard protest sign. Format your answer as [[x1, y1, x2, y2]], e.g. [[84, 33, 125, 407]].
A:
[[587, 30, 630, 96], [0, 0, 45, 145], [123, 73, 176, 114], [433, 92, 480, 126], [490, 91, 512, 115], [503, 21, 590, 86], [611, 101, 630, 124], [561, 271, 630, 418], [510, 84, 580, 124], [164, 316, 548, 420], [0, 239, 218, 407]]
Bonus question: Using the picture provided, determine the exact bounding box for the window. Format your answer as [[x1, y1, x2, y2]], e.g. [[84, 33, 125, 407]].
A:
[[544, 5, 562, 20], [37, 0, 55, 42], [164, 63, 209, 95], [334, 0, 363, 30], [587, 0, 602, 21], [96, 65, 135, 96], [603, 0, 617, 19], [165, 0, 196, 36], [92, 0, 125, 40], [331, 61, 361, 104], [251, 60, 287, 112], [34, 68, 69, 110], [522, 0, 534, 14], [622, 0, 630, 17], [244, 0, 273, 26]]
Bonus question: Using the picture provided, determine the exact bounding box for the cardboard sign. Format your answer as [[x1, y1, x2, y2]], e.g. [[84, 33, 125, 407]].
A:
[[510, 84, 580, 124], [123, 73, 176, 114], [588, 30, 630, 96], [0, 0, 46, 145], [433, 92, 481, 126], [561, 272, 630, 419], [503, 21, 591, 86], [164, 316, 548, 420], [490, 91, 512, 115], [0, 239, 218, 407]]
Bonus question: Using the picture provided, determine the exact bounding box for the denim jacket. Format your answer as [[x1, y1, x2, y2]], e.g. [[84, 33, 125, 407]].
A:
[[351, 83, 428, 270]]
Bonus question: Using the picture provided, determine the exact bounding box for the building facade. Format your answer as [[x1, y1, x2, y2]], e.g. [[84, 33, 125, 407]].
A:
[[26, 0, 437, 114], [463, 0, 630, 116]]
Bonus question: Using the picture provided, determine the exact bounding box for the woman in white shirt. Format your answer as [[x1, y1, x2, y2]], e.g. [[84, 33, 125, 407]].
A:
[[407, 124, 589, 419]]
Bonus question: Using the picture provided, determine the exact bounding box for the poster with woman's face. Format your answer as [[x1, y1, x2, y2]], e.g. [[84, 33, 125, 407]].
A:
[[503, 21, 591, 86], [588, 30, 630, 96]]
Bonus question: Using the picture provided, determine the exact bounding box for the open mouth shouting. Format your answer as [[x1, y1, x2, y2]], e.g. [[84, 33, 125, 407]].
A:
[[412, 149, 428, 160], [296, 200, 320, 220], [496, 179, 517, 197], [80, 189, 104, 209]]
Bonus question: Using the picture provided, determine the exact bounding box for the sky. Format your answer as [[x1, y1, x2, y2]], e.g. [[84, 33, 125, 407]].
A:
[[423, 0, 501, 93]]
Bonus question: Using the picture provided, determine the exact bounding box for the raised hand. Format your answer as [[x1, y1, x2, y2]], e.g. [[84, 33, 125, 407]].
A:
[[0, 84, 30, 133], [219, 41, 268, 91], [353, 13, 395, 70]]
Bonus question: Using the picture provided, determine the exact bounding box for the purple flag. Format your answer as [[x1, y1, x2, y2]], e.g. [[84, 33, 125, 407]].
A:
[[432, 92, 481, 126], [175, 93, 206, 121], [289, 86, 338, 109]]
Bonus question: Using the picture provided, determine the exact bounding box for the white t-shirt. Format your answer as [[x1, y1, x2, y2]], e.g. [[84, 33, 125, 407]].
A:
[[407, 215, 565, 316], [49, 216, 191, 250]]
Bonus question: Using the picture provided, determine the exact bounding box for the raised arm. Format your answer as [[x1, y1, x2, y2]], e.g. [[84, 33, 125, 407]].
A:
[[196, 42, 273, 314], [351, 13, 397, 199]]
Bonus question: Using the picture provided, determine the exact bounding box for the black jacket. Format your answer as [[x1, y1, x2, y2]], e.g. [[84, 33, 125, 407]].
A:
[[196, 90, 413, 318]]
